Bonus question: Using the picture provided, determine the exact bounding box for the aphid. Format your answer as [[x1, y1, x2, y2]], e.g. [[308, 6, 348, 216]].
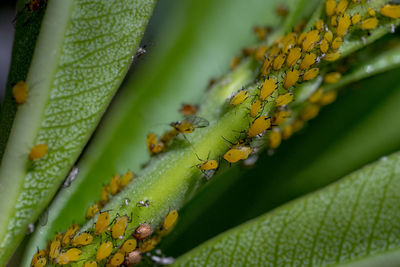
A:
[[96, 241, 113, 262], [49, 236, 61, 260], [275, 4, 289, 17], [230, 56, 241, 70], [84, 261, 98, 267], [171, 116, 209, 134], [119, 170, 134, 189], [319, 39, 329, 54], [286, 47, 302, 67], [275, 92, 293, 107], [230, 89, 249, 106], [380, 5, 400, 19], [250, 99, 262, 117], [29, 144, 48, 160], [139, 235, 161, 253], [324, 31, 333, 43], [57, 248, 81, 264], [297, 32, 307, 45], [95, 212, 110, 235], [109, 175, 120, 195], [72, 233, 93, 246], [242, 47, 256, 56], [109, 252, 125, 266], [360, 17, 379, 30], [197, 159, 218, 171], [302, 30, 320, 51], [299, 53, 316, 69], [324, 51, 341, 61], [272, 109, 291, 125], [31, 250, 47, 267], [308, 88, 323, 103], [126, 250, 142, 266], [315, 19, 324, 31], [268, 45, 281, 57], [112, 215, 129, 239], [163, 210, 179, 231], [331, 37, 343, 50], [248, 116, 271, 137], [261, 57, 272, 76], [133, 223, 152, 240], [281, 33, 297, 53], [325, 0, 336, 17], [303, 68, 319, 81], [331, 15, 338, 27], [283, 69, 300, 89], [86, 203, 101, 219], [12, 81, 28, 105], [292, 119, 305, 132], [268, 128, 282, 149], [368, 8, 376, 16], [120, 239, 137, 254], [33, 257, 47, 267], [260, 77, 277, 101], [319, 91, 337, 105], [254, 45, 269, 61], [100, 185, 109, 204], [324, 72, 341, 83], [160, 129, 179, 144], [146, 133, 164, 155], [151, 255, 175, 266], [253, 26, 268, 41], [62, 224, 79, 246], [337, 13, 351, 36], [179, 104, 197, 116], [351, 14, 361, 25], [282, 124, 293, 140], [301, 104, 320, 121], [336, 0, 348, 15], [273, 54, 286, 70], [63, 166, 79, 187], [223, 145, 252, 163]]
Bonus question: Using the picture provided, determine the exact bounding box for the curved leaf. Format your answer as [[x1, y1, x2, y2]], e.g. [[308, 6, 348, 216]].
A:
[[174, 151, 400, 266], [0, 0, 156, 264]]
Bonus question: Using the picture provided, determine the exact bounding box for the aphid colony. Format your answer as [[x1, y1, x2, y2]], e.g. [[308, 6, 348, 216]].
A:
[[31, 209, 179, 266]]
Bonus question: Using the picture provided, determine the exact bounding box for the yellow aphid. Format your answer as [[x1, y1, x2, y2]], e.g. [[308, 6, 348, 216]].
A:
[[139, 235, 161, 253], [331, 37, 343, 50], [315, 19, 324, 31], [120, 239, 137, 254], [62, 224, 79, 246], [286, 47, 302, 67], [250, 99, 262, 117], [160, 129, 179, 144], [302, 30, 320, 51], [380, 5, 400, 19], [324, 72, 341, 83], [253, 26, 268, 41], [254, 45, 269, 61], [282, 124, 293, 140], [324, 31, 333, 43], [84, 261, 98, 267], [31, 250, 47, 267], [320, 39, 329, 53], [109, 252, 125, 266], [268, 128, 282, 149], [299, 53, 316, 69], [261, 57, 272, 76], [198, 160, 218, 171], [275, 93, 293, 107], [86, 203, 101, 219], [12, 81, 28, 105], [33, 257, 47, 267], [360, 17, 379, 30], [49, 237, 61, 260], [292, 119, 305, 132], [58, 248, 81, 264], [324, 51, 341, 61], [163, 210, 179, 230], [230, 90, 249, 106], [325, 0, 336, 17], [269, 46, 281, 57], [100, 186, 109, 204], [95, 212, 110, 235], [109, 175, 120, 195], [146, 132, 164, 155], [336, 0, 348, 14], [28, 144, 48, 160], [301, 104, 320, 121], [273, 54, 286, 70], [337, 13, 351, 36], [119, 170, 134, 189], [297, 32, 307, 45], [308, 89, 323, 103], [112, 216, 129, 239], [351, 14, 361, 24], [272, 109, 291, 125], [248, 116, 271, 137], [281, 33, 297, 54], [303, 68, 319, 81], [331, 15, 338, 27], [223, 146, 252, 163], [72, 233, 93, 246], [283, 69, 300, 89], [260, 77, 277, 101], [230, 56, 241, 70], [320, 91, 337, 105], [368, 8, 376, 16], [96, 241, 113, 262]]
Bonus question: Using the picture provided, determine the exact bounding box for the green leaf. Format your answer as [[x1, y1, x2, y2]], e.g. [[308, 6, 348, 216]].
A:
[[174, 150, 400, 266], [0, 0, 156, 264]]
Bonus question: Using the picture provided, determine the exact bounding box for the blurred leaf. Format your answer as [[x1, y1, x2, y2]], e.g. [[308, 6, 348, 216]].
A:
[[174, 151, 400, 266]]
